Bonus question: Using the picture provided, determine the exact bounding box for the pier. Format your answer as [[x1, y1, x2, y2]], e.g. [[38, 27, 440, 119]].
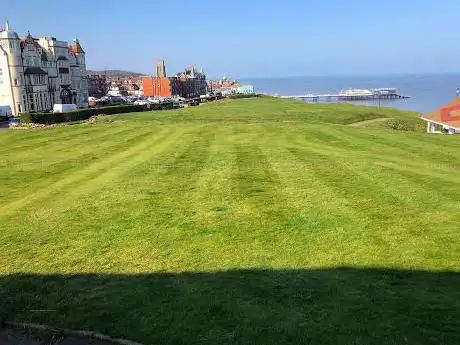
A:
[[277, 88, 409, 102]]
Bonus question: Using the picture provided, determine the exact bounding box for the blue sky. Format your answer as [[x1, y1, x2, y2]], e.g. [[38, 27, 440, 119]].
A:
[[2, 0, 460, 78]]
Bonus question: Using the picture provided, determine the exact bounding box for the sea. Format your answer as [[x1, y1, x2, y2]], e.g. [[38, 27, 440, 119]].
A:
[[241, 73, 460, 113]]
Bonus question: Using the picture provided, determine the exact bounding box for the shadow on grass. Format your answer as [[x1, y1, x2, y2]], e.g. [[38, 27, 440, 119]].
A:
[[1, 268, 459, 345]]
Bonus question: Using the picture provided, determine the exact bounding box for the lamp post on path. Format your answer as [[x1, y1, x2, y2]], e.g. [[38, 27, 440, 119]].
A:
[[375, 90, 381, 111]]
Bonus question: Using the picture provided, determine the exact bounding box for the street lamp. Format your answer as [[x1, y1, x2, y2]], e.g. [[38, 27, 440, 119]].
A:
[[375, 90, 381, 110]]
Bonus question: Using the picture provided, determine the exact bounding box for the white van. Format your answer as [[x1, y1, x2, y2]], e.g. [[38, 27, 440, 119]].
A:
[[53, 104, 77, 113]]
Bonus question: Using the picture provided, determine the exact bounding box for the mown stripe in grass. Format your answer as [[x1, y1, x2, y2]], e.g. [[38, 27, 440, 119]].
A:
[[0, 126, 135, 169], [0, 127, 155, 202], [0, 127, 172, 218], [0, 127, 192, 272], [232, 142, 281, 209], [0, 124, 136, 153], [67, 126, 220, 272], [135, 128, 217, 228], [286, 146, 406, 223]]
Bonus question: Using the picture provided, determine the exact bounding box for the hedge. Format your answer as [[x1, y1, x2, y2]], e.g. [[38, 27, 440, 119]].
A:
[[229, 93, 260, 99], [21, 105, 148, 124]]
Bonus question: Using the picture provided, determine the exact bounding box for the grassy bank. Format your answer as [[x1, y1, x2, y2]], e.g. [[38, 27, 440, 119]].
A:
[[1, 98, 459, 344]]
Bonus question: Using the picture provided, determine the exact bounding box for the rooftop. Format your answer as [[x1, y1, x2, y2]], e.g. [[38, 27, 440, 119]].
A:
[[422, 98, 460, 130], [0, 21, 19, 39]]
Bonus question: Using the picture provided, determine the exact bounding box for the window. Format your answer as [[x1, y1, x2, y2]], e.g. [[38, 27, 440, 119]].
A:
[[14, 78, 18, 86], [29, 95, 35, 111], [17, 103, 21, 113]]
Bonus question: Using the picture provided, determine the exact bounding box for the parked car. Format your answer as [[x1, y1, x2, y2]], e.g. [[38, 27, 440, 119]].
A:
[[147, 98, 160, 104], [54, 104, 77, 113], [109, 96, 124, 103], [190, 98, 201, 106], [8, 117, 21, 128], [97, 96, 110, 103], [134, 100, 149, 105]]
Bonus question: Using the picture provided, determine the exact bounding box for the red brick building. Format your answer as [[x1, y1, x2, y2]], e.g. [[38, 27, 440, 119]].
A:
[[142, 61, 207, 98], [142, 76, 182, 98]]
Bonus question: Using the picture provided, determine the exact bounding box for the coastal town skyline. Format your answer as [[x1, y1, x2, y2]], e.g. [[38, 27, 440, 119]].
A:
[[0, 22, 253, 116], [3, 0, 460, 78]]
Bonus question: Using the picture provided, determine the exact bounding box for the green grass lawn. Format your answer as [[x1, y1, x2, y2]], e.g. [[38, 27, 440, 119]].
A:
[[1, 98, 460, 344]]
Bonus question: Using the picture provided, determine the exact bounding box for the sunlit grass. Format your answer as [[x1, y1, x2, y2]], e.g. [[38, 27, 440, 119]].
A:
[[1, 98, 459, 344]]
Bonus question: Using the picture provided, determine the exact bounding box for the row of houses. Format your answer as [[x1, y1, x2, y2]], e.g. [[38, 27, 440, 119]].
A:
[[0, 22, 254, 115], [88, 61, 208, 99], [88, 61, 255, 100], [208, 75, 254, 95]]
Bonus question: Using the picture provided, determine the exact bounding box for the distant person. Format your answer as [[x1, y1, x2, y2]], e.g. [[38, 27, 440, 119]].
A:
[[457, 88, 459, 97]]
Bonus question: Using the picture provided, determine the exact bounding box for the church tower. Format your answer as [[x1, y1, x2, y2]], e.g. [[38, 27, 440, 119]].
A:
[[71, 38, 85, 66], [70, 38, 88, 107], [156, 59, 166, 78]]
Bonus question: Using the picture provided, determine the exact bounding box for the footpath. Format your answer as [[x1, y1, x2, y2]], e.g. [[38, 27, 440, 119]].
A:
[[348, 117, 389, 127]]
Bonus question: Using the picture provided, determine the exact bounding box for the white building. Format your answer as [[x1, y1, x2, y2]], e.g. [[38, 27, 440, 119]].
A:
[[0, 22, 88, 115], [107, 82, 122, 96], [237, 84, 254, 94]]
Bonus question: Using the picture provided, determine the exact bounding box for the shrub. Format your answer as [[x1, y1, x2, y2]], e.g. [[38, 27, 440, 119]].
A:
[[229, 93, 260, 99], [385, 118, 426, 132], [20, 105, 147, 124], [87, 115, 116, 124], [160, 102, 174, 110]]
